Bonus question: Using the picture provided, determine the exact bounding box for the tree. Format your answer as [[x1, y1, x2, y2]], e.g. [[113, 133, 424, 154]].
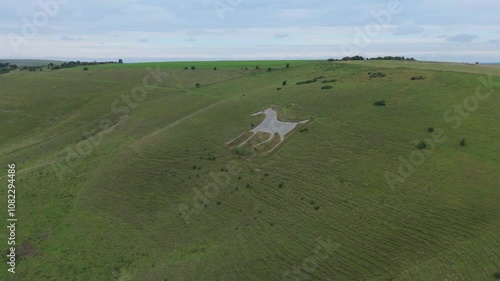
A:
[[118, 59, 123, 64], [256, 65, 259, 70], [286, 63, 290, 68]]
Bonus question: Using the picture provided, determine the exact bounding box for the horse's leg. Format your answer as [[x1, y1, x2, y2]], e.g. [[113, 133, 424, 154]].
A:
[[240, 132, 257, 146], [227, 131, 251, 144], [268, 140, 283, 153], [253, 132, 275, 147]]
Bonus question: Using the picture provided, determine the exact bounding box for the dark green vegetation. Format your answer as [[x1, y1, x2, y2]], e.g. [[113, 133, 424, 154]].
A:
[[369, 72, 386, 78], [0, 59, 66, 67], [417, 140, 427, 149], [328, 55, 416, 62], [0, 60, 499, 280], [321, 79, 337, 83], [411, 76, 425, 80], [0, 63, 17, 74]]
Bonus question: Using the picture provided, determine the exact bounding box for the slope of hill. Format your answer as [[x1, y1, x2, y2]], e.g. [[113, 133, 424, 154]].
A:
[[0, 60, 499, 280]]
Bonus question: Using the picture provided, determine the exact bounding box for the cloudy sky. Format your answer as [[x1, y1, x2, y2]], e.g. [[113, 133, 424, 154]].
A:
[[0, 0, 499, 62]]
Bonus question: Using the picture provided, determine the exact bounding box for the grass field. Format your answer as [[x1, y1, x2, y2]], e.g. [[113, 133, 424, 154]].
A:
[[0, 60, 499, 280]]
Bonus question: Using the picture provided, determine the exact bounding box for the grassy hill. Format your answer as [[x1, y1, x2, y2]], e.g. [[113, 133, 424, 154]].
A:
[[0, 60, 499, 280]]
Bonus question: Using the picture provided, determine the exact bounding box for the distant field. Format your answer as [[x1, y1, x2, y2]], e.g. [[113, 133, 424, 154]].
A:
[[339, 60, 500, 77], [0, 59, 66, 67], [89, 60, 318, 70], [0, 60, 499, 280]]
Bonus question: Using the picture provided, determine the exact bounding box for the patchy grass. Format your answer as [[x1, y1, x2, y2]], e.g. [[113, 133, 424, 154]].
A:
[[0, 60, 499, 280]]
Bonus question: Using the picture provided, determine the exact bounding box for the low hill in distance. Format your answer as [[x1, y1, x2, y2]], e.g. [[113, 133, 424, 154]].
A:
[[0, 59, 67, 67]]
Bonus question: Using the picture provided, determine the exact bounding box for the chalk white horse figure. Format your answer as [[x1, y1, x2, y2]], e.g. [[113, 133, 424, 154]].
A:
[[227, 108, 308, 153]]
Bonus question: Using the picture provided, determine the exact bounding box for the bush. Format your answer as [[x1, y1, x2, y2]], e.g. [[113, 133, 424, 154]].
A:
[[296, 79, 318, 85], [213, 67, 217, 70], [256, 66, 259, 70], [314, 206, 320, 211], [277, 88, 282, 91], [184, 67, 188, 70], [417, 141, 427, 149], [427, 127, 434, 133], [235, 146, 252, 156], [460, 138, 466, 147], [321, 85, 333, 90], [286, 63, 290, 68], [83, 67, 88, 71], [411, 76, 424, 80], [369, 72, 386, 78], [373, 101, 386, 106], [282, 81, 287, 86], [196, 83, 200, 88], [191, 66, 195, 70], [267, 67, 272, 72], [321, 79, 337, 83]]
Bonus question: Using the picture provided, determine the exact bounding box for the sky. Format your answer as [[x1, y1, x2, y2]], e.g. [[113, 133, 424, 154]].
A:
[[0, 0, 499, 62]]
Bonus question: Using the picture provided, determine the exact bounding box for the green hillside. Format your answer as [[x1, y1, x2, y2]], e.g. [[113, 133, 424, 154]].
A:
[[0, 60, 499, 280]]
